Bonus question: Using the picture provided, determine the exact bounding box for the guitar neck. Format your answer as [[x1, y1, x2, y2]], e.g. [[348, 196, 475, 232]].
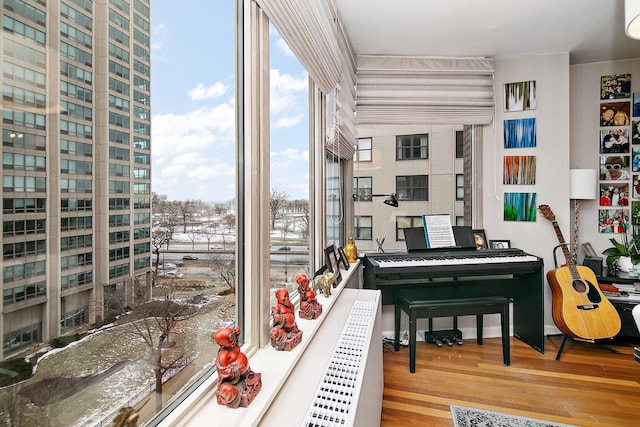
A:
[[551, 221, 580, 279]]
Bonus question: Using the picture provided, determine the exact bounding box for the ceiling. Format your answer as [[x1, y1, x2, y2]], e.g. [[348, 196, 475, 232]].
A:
[[336, 0, 640, 65]]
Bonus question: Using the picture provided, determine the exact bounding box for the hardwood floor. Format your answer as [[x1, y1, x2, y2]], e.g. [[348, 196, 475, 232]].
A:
[[381, 336, 640, 426]]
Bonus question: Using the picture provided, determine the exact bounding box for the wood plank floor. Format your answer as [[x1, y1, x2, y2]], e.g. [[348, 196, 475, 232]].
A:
[[381, 336, 640, 426]]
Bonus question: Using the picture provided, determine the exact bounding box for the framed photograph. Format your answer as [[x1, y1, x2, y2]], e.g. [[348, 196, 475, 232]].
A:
[[472, 229, 488, 249], [489, 239, 511, 249], [582, 242, 597, 258], [324, 245, 342, 285], [337, 246, 350, 270]]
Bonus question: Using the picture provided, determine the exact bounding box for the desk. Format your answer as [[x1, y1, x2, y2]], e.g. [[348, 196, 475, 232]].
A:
[[598, 273, 640, 340]]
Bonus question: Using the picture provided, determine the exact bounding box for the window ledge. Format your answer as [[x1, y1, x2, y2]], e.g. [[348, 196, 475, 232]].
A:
[[158, 261, 363, 427]]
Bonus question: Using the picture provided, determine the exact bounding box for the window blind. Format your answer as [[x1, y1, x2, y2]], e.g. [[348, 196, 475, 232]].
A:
[[256, 0, 342, 94], [356, 55, 495, 125], [326, 18, 356, 160]]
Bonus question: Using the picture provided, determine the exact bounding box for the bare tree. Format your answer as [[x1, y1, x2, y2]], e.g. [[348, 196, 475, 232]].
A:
[[152, 194, 179, 250], [269, 189, 289, 228], [186, 224, 198, 250], [209, 253, 236, 294], [120, 296, 201, 412], [299, 199, 310, 238], [202, 224, 217, 250], [151, 229, 170, 283], [177, 199, 201, 233]]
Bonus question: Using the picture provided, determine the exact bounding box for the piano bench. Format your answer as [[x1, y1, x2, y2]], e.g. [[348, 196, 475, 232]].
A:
[[393, 287, 511, 373]]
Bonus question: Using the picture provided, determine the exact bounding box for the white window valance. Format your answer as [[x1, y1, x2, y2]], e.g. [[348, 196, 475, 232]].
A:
[[255, 0, 342, 94], [355, 55, 495, 125]]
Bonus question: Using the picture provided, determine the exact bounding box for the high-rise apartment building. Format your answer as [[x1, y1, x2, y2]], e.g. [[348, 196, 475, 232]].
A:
[[2, 0, 152, 360]]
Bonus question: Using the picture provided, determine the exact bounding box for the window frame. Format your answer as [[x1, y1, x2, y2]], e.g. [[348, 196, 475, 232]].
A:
[[396, 133, 428, 160], [396, 174, 429, 201]]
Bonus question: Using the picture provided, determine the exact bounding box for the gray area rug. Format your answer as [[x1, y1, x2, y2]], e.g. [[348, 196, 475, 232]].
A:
[[450, 405, 576, 427]]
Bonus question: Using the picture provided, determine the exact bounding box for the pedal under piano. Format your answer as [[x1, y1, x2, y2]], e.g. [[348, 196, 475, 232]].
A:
[[362, 247, 545, 353]]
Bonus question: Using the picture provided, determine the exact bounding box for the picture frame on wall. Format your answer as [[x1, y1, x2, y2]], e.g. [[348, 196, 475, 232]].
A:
[[324, 244, 342, 284], [472, 229, 488, 249], [600, 74, 631, 100]]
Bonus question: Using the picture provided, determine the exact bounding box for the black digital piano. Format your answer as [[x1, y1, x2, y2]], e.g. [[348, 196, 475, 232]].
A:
[[362, 247, 545, 353]]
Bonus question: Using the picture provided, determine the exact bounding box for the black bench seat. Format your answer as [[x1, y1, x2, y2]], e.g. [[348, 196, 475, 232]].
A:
[[394, 286, 511, 373]]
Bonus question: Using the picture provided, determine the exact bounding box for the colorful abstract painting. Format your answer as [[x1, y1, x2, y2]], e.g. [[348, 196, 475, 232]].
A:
[[503, 155, 536, 185], [504, 192, 537, 222], [504, 118, 536, 148], [504, 80, 536, 112]]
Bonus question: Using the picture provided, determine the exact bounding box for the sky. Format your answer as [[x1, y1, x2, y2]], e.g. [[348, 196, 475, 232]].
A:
[[151, 2, 310, 203]]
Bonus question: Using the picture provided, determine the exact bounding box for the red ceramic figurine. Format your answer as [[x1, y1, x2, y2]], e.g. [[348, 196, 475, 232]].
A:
[[296, 273, 322, 319], [213, 326, 262, 408], [270, 288, 303, 351]]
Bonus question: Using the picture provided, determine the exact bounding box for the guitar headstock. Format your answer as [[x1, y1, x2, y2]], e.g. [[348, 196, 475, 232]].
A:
[[538, 204, 556, 222]]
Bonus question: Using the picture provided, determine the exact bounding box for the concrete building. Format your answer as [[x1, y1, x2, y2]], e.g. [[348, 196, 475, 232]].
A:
[[353, 124, 467, 253], [2, 0, 152, 360]]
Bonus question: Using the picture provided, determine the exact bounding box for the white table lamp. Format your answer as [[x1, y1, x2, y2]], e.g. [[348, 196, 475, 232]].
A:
[[569, 169, 597, 262]]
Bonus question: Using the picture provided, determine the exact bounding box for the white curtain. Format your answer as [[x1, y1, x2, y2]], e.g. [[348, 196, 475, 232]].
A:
[[256, 0, 356, 159], [356, 55, 495, 125], [255, 0, 342, 94], [325, 18, 356, 160]]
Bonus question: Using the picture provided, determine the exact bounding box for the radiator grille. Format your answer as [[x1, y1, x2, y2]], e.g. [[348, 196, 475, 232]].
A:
[[302, 299, 377, 426]]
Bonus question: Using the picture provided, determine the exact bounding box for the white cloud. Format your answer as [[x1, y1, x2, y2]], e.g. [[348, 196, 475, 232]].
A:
[[274, 114, 302, 129], [276, 38, 294, 56], [152, 104, 235, 202], [270, 69, 308, 114], [188, 82, 229, 100]]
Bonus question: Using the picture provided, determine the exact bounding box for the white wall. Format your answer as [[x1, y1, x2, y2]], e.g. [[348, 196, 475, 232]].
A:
[[380, 53, 574, 339], [570, 58, 640, 259], [484, 53, 571, 336]]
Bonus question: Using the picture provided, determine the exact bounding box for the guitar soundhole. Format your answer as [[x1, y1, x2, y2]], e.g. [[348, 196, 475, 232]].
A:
[[571, 279, 587, 293], [573, 279, 602, 303]]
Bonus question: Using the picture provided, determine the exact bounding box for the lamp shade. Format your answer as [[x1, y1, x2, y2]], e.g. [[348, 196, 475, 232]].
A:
[[569, 169, 597, 200], [626, 0, 640, 39]]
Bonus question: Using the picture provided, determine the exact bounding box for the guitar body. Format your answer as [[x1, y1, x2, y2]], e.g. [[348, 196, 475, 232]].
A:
[[546, 265, 621, 340], [539, 204, 622, 341]]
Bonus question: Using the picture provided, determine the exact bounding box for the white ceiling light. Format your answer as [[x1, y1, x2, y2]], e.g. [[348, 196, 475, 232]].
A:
[[626, 0, 640, 39]]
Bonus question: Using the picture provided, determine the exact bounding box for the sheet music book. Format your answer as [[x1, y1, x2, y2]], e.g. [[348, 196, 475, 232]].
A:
[[422, 214, 456, 248]]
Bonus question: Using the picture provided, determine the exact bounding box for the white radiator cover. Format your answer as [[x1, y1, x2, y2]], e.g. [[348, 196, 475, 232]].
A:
[[260, 289, 383, 427]]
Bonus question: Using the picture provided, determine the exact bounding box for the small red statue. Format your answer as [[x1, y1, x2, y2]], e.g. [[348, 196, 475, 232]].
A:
[[296, 273, 322, 320], [270, 288, 303, 351], [213, 326, 262, 408]]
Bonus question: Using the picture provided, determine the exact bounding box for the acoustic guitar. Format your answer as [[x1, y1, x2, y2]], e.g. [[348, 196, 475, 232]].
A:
[[539, 204, 621, 340]]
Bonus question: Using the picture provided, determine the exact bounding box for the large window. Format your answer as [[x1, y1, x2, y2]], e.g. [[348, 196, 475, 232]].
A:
[[268, 23, 311, 298], [0, 2, 353, 425]]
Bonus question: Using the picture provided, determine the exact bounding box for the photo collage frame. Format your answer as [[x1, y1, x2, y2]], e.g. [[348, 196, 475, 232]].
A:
[[598, 73, 636, 233]]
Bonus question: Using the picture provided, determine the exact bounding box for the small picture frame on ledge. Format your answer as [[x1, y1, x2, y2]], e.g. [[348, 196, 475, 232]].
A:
[[472, 229, 488, 249], [489, 239, 511, 250], [337, 246, 350, 270], [324, 244, 342, 285]]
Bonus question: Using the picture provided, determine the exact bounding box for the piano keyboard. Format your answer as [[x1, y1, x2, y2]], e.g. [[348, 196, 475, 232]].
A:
[[374, 253, 539, 268]]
